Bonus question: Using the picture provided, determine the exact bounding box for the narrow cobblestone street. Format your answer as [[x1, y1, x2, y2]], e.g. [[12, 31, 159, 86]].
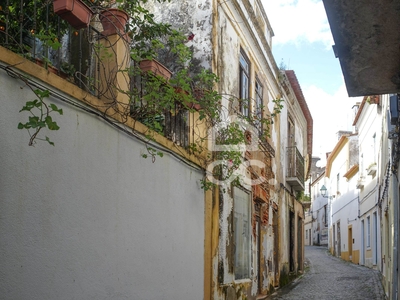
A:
[[268, 246, 386, 300]]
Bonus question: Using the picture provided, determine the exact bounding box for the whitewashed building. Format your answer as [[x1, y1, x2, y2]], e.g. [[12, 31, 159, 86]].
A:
[[310, 176, 329, 246], [326, 133, 360, 263], [353, 96, 382, 269]]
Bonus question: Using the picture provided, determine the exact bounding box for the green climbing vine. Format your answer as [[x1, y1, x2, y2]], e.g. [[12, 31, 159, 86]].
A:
[[18, 87, 63, 146]]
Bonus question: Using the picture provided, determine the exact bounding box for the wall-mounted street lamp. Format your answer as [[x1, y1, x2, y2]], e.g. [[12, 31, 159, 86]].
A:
[[319, 185, 334, 228], [320, 185, 328, 198], [320, 185, 335, 199]]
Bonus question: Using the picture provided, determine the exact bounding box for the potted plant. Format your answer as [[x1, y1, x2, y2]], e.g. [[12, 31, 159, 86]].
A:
[[99, 8, 129, 36], [139, 59, 172, 80], [53, 0, 93, 30], [187, 69, 220, 111]]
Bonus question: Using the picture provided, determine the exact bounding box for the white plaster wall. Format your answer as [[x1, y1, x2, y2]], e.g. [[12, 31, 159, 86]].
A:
[[378, 95, 393, 296], [328, 137, 360, 258], [0, 72, 204, 300], [357, 103, 381, 218], [304, 214, 312, 246], [356, 101, 383, 270]]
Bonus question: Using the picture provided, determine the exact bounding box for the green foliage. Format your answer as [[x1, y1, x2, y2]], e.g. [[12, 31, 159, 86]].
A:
[[35, 30, 62, 51], [296, 191, 310, 202], [60, 62, 76, 79], [141, 145, 164, 163], [0, 0, 70, 54], [200, 178, 216, 191], [18, 88, 62, 146]]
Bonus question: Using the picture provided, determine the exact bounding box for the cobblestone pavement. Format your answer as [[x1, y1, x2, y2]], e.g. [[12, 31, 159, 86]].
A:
[[268, 246, 386, 300]]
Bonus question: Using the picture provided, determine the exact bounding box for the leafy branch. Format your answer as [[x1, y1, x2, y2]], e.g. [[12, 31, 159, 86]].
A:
[[18, 86, 63, 146]]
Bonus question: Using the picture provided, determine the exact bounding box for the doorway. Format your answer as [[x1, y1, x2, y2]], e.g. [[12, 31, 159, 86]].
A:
[[333, 224, 336, 256], [348, 226, 353, 261], [337, 222, 341, 257], [254, 200, 262, 294], [298, 217, 303, 271], [289, 211, 295, 272], [273, 209, 279, 286], [361, 219, 365, 265], [373, 212, 378, 265]]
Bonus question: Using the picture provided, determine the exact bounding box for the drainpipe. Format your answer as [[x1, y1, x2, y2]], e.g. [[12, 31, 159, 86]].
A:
[[392, 173, 399, 300]]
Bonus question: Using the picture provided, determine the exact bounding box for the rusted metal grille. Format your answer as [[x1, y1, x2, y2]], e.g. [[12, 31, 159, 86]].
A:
[[286, 146, 305, 183]]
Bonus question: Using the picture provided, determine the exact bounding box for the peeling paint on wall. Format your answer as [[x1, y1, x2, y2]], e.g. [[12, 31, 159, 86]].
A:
[[147, 0, 213, 69]]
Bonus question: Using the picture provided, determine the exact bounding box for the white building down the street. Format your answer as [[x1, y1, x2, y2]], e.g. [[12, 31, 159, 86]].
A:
[[353, 96, 382, 269], [326, 132, 360, 263], [310, 175, 329, 247], [322, 1, 400, 297]]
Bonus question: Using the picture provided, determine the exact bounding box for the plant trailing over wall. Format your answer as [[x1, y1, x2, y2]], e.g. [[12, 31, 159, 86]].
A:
[[126, 29, 224, 162]]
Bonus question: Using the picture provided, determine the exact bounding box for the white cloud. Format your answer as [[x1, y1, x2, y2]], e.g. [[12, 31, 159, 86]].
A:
[[260, 1, 362, 166], [262, 0, 333, 48], [303, 84, 362, 165]]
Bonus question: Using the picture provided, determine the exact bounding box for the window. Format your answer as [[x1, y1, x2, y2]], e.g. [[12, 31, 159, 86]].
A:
[[324, 205, 327, 227], [287, 116, 295, 148], [373, 132, 376, 163], [337, 173, 340, 193], [367, 216, 371, 248], [254, 78, 263, 135], [233, 186, 251, 279], [360, 153, 364, 176], [239, 51, 250, 117]]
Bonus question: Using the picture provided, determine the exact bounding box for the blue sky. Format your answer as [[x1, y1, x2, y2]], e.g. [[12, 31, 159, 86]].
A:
[[273, 43, 343, 95], [262, 0, 362, 165]]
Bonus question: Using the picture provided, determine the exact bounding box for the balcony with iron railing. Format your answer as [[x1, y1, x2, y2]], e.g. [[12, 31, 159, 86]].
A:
[[235, 102, 276, 158], [0, 0, 202, 148], [286, 146, 305, 191]]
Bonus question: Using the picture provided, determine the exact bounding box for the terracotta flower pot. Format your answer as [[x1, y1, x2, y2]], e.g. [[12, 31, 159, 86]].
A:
[[174, 88, 202, 111], [35, 58, 61, 76], [53, 0, 93, 30], [189, 88, 207, 110], [187, 102, 202, 111], [99, 8, 129, 36], [139, 59, 172, 80]]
